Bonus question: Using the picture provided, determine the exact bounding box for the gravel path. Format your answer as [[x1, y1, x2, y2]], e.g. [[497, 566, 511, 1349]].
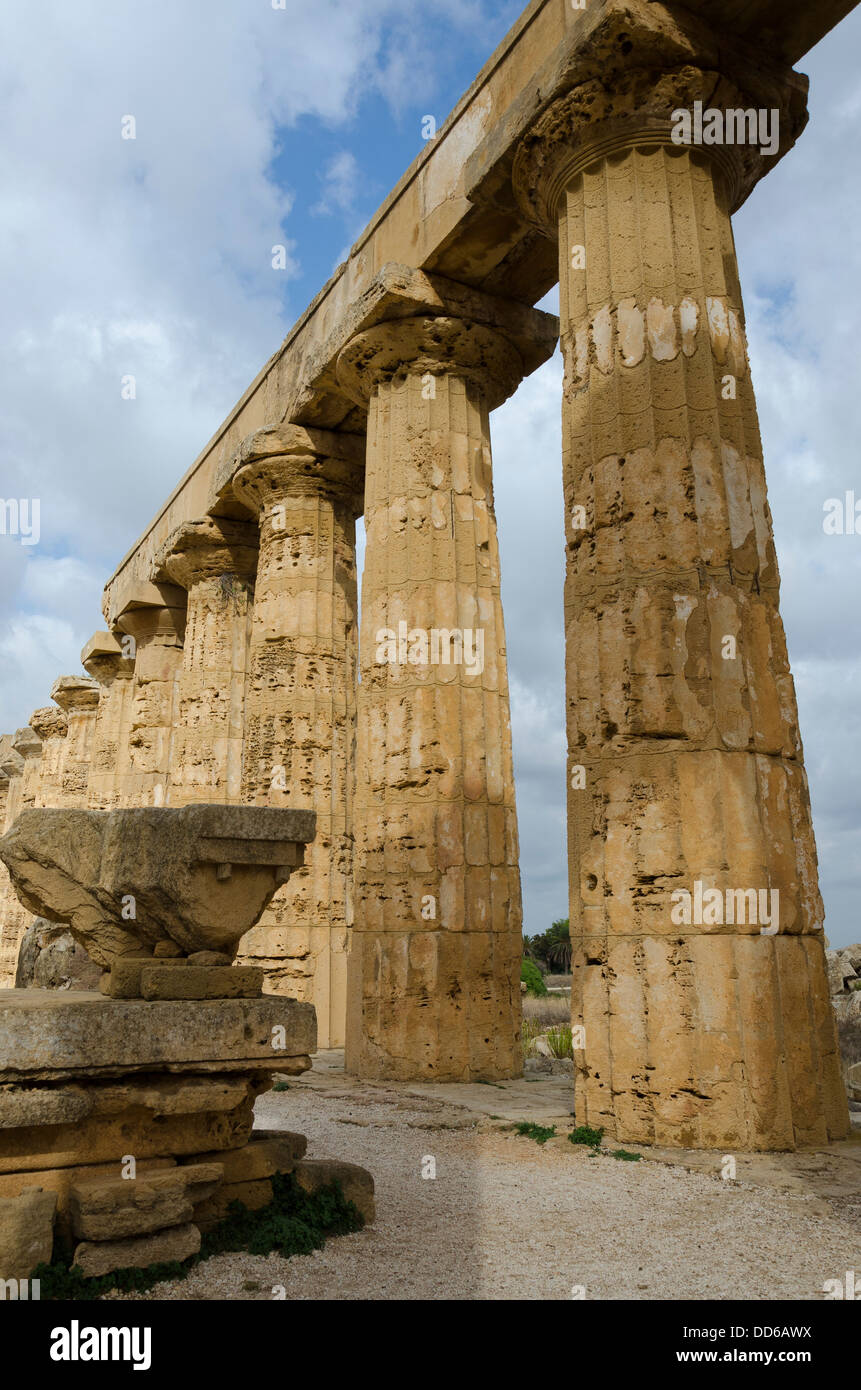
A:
[[107, 1064, 861, 1302]]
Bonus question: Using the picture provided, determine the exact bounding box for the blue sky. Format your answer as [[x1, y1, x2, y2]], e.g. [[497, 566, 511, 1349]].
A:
[[0, 0, 860, 947]]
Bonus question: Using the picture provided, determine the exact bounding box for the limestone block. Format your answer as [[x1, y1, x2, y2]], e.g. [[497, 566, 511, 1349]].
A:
[[140, 965, 264, 1000], [68, 1163, 223, 1241], [0, 1085, 91, 1129], [73, 1221, 200, 1278], [0, 1189, 57, 1280], [0, 992, 316, 1082], [0, 1094, 256, 1173], [0, 1159, 176, 1246], [101, 958, 187, 999], [178, 1131, 307, 1183], [293, 1159, 374, 1223]]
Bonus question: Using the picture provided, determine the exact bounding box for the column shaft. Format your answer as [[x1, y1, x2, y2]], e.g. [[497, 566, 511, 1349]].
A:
[[338, 318, 524, 1081], [232, 427, 363, 1049], [522, 117, 846, 1146]]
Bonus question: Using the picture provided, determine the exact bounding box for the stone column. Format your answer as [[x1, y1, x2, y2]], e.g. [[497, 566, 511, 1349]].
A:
[[0, 728, 41, 983], [50, 676, 100, 806], [114, 583, 187, 806], [152, 518, 258, 806], [513, 51, 847, 1146], [28, 706, 68, 806], [336, 315, 525, 1081], [231, 425, 364, 1050], [82, 633, 137, 810]]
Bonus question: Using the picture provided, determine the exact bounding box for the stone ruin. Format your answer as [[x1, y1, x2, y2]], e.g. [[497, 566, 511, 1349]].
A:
[[0, 805, 373, 1281], [0, 0, 859, 1208]]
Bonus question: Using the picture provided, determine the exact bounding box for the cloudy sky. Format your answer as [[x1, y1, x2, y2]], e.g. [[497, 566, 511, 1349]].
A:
[[0, 1, 859, 948]]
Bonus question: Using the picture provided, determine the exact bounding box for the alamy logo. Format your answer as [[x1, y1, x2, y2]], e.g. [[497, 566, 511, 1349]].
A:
[[0, 498, 40, 546], [375, 621, 485, 677], [50, 1320, 152, 1370], [671, 881, 779, 933], [671, 102, 780, 157]]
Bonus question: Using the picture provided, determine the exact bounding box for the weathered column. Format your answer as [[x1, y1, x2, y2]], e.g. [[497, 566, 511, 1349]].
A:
[[231, 425, 364, 1049], [152, 518, 258, 806], [50, 676, 101, 805], [82, 633, 137, 809], [513, 40, 847, 1146], [336, 315, 527, 1081], [0, 727, 41, 983], [114, 583, 187, 806], [28, 705, 68, 805]]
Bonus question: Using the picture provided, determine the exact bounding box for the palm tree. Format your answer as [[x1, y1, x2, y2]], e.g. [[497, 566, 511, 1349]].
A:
[[546, 918, 572, 973]]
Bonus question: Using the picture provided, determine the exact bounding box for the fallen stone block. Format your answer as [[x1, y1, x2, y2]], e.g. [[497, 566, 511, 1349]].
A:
[[100, 957, 186, 999], [0, 1158, 176, 1248], [178, 1131, 307, 1183], [293, 1159, 375, 1223], [0, 1188, 57, 1281], [72, 1221, 200, 1278], [140, 965, 263, 1001], [68, 1163, 223, 1241]]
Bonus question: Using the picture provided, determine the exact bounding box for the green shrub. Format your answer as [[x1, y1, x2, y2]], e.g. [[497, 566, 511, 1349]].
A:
[[513, 1122, 556, 1145], [31, 1171, 363, 1300], [568, 1124, 605, 1149], [520, 957, 547, 997]]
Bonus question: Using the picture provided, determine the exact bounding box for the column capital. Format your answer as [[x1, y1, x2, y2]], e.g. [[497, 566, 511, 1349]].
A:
[[513, 56, 807, 231], [115, 581, 187, 645], [232, 424, 365, 517], [13, 727, 42, 762], [336, 315, 523, 410], [152, 517, 259, 591], [29, 706, 68, 741], [51, 675, 101, 715], [81, 632, 136, 683]]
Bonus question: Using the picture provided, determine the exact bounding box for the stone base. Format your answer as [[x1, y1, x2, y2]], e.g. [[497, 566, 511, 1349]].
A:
[[0, 989, 372, 1280], [0, 989, 315, 1082]]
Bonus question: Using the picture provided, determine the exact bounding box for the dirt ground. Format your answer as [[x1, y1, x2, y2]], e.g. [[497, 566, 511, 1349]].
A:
[[109, 1051, 861, 1302]]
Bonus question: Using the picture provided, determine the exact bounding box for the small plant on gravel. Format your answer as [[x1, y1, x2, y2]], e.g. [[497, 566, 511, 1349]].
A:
[[545, 1024, 574, 1059], [568, 1124, 605, 1149], [272, 1081, 290, 1092], [513, 1121, 556, 1145], [609, 1149, 642, 1161]]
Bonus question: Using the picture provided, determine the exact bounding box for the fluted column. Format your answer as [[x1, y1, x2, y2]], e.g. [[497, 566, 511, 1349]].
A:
[[513, 53, 846, 1147], [152, 518, 258, 806], [50, 676, 100, 805], [232, 425, 364, 1049], [114, 584, 187, 806], [28, 706, 68, 805], [336, 315, 524, 1081], [82, 633, 137, 809]]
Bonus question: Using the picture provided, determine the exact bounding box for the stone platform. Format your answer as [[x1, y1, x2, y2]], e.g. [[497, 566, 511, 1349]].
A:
[[0, 989, 372, 1281], [0, 988, 315, 1081]]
